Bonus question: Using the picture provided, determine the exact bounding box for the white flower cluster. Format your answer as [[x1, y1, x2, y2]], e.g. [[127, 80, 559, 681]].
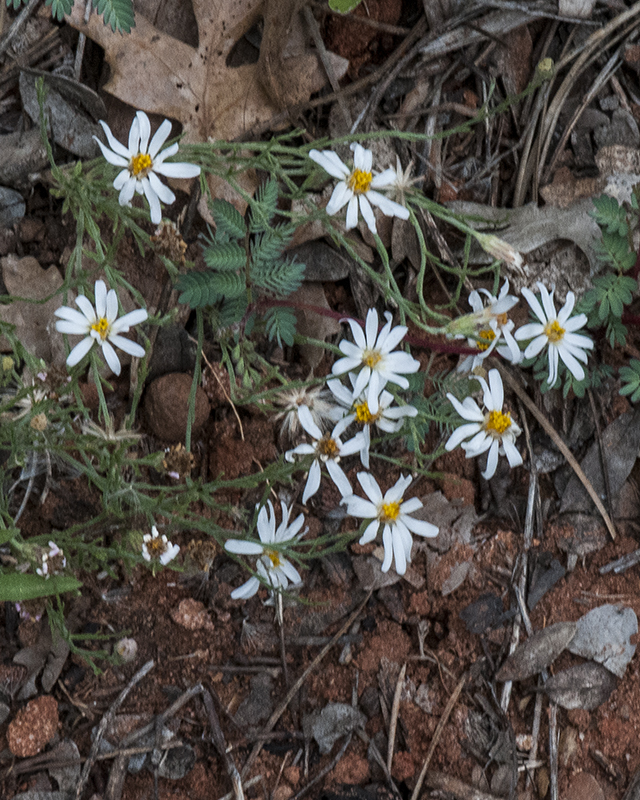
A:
[[451, 278, 594, 389], [142, 526, 180, 566]]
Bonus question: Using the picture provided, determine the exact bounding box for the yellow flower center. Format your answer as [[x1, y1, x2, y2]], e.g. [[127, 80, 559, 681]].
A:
[[544, 319, 565, 343], [147, 537, 166, 557], [267, 550, 283, 568], [348, 168, 373, 195], [476, 328, 496, 352], [380, 501, 401, 523], [485, 410, 512, 436], [91, 317, 110, 341], [317, 435, 340, 459], [363, 349, 382, 368], [354, 401, 381, 425], [130, 152, 153, 177]]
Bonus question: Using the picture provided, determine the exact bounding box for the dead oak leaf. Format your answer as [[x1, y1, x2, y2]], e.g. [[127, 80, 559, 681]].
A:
[[66, 0, 346, 145]]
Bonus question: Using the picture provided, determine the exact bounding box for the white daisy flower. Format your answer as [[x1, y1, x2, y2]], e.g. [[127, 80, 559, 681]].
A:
[[309, 143, 410, 234], [225, 500, 306, 600], [54, 280, 148, 376], [457, 279, 522, 372], [332, 308, 420, 415], [142, 526, 180, 566], [342, 473, 438, 575], [445, 368, 522, 480], [94, 110, 201, 224], [514, 282, 594, 386], [285, 405, 365, 504], [327, 378, 417, 468]]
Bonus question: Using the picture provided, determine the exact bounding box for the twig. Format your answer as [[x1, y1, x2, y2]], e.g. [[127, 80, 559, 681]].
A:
[[240, 592, 372, 779], [496, 363, 617, 540], [422, 771, 505, 800], [549, 702, 558, 800], [73, 0, 92, 81], [75, 659, 154, 800], [587, 388, 616, 535], [386, 662, 406, 775], [191, 335, 244, 441], [202, 687, 244, 800], [409, 670, 468, 800], [291, 734, 352, 800], [302, 4, 351, 130], [0, 0, 41, 60]]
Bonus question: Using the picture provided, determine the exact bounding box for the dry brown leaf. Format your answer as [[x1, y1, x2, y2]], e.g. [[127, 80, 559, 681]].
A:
[[66, 0, 347, 210], [0, 255, 69, 366]]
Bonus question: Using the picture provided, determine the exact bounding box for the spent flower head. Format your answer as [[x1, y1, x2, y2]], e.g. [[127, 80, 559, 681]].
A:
[[225, 500, 306, 600], [54, 280, 148, 376], [514, 282, 594, 387], [273, 384, 340, 443], [94, 110, 200, 224], [142, 526, 180, 566], [445, 368, 522, 480], [474, 232, 524, 274], [342, 473, 438, 575], [332, 308, 420, 415], [285, 405, 364, 504], [36, 541, 66, 578], [309, 143, 409, 234]]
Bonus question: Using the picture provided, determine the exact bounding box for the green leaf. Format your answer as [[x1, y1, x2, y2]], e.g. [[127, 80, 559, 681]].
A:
[[620, 360, 640, 403], [177, 270, 245, 308], [596, 230, 636, 271], [264, 306, 297, 347], [94, 0, 135, 32], [0, 528, 19, 546], [329, 0, 362, 10], [591, 194, 628, 237], [211, 199, 246, 240], [203, 241, 247, 271], [249, 178, 279, 233], [0, 573, 82, 602], [47, 0, 73, 20], [252, 258, 305, 296]]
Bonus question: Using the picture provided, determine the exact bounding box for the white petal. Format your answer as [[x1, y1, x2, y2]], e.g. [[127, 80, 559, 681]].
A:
[[392, 529, 407, 575], [357, 471, 383, 504], [225, 539, 264, 555], [308, 149, 350, 179], [345, 195, 359, 230], [280, 559, 302, 585], [381, 527, 393, 572], [370, 168, 396, 188], [326, 181, 352, 216], [148, 118, 172, 158], [94, 135, 128, 167], [231, 576, 260, 600], [538, 284, 557, 321], [502, 439, 523, 468], [136, 111, 151, 153], [358, 194, 377, 234], [556, 345, 584, 380], [298, 404, 323, 440], [109, 334, 145, 358], [481, 440, 500, 480], [302, 460, 321, 504], [101, 341, 122, 375], [359, 519, 380, 545], [403, 516, 439, 538], [66, 336, 94, 367], [154, 161, 200, 179], [111, 308, 148, 332], [141, 177, 162, 224], [523, 335, 548, 359], [366, 190, 409, 220], [445, 422, 482, 451], [98, 120, 131, 159], [77, 293, 98, 322], [557, 291, 576, 324], [105, 287, 118, 323], [446, 393, 484, 422], [326, 459, 352, 497], [521, 287, 547, 324], [343, 495, 377, 519], [487, 369, 504, 410], [148, 170, 176, 205]]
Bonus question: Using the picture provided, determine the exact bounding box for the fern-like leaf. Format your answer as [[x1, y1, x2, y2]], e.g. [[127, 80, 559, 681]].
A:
[[177, 270, 246, 308], [595, 230, 636, 272], [249, 178, 279, 233], [203, 242, 246, 272], [94, 0, 135, 32], [264, 306, 297, 347], [620, 360, 640, 402], [252, 258, 305, 297], [47, 0, 73, 20], [211, 199, 246, 241], [591, 194, 628, 237], [251, 226, 294, 268]]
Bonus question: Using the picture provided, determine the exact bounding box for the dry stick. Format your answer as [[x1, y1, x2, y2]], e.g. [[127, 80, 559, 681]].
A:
[[240, 591, 372, 779], [537, 5, 640, 185], [386, 662, 407, 775], [587, 388, 616, 531], [202, 687, 245, 800], [409, 670, 468, 800], [0, 0, 40, 59], [549, 701, 559, 800], [422, 772, 504, 800], [75, 659, 154, 800], [216, 777, 261, 800], [73, 0, 92, 82], [495, 363, 617, 540], [291, 734, 352, 800], [301, 4, 351, 130]]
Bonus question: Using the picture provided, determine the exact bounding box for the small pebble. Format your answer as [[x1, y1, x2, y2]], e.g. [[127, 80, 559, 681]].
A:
[[8, 695, 59, 756]]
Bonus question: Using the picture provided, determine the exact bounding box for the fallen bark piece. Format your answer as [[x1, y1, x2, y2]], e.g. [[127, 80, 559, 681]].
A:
[[496, 621, 577, 682]]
